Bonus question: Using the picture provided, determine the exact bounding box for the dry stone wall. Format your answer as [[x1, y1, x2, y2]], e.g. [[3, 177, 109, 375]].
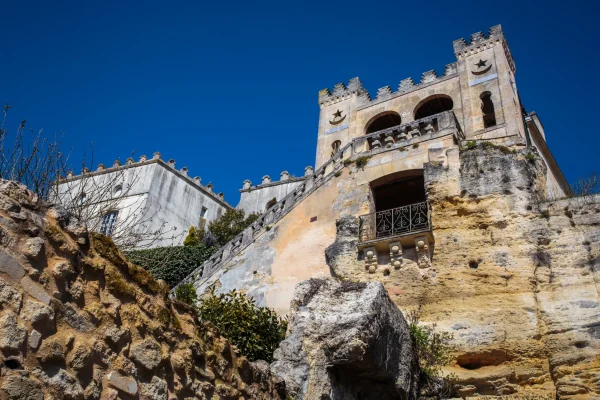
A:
[[0, 180, 286, 400]]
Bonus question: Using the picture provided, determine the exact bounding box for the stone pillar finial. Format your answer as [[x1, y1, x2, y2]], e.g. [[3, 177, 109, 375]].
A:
[[218, 192, 224, 200], [66, 171, 75, 178], [167, 159, 176, 168], [96, 163, 105, 172], [193, 176, 201, 185], [280, 171, 290, 181], [242, 179, 252, 189], [181, 166, 188, 177], [206, 183, 213, 193], [112, 160, 121, 168], [153, 152, 161, 160], [81, 167, 89, 174], [139, 155, 148, 162], [304, 166, 314, 176], [126, 157, 134, 165], [262, 175, 271, 185]]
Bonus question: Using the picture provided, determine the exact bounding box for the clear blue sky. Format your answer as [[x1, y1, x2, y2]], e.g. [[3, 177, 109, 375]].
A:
[[2, 1, 597, 204]]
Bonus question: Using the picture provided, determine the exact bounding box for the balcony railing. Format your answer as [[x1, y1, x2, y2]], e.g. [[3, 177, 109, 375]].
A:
[[358, 201, 431, 243]]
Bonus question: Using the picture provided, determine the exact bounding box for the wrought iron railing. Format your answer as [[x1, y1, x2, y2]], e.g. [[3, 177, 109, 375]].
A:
[[358, 201, 431, 242]]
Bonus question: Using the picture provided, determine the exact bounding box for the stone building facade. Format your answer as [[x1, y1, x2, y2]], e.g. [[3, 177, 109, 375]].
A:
[[56, 153, 232, 248], [172, 26, 600, 397]]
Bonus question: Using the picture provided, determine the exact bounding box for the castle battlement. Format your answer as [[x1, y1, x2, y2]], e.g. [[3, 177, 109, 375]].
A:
[[453, 25, 515, 73], [239, 167, 314, 192]]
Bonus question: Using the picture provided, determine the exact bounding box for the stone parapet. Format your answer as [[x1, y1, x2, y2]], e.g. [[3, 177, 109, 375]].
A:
[[58, 153, 232, 209]]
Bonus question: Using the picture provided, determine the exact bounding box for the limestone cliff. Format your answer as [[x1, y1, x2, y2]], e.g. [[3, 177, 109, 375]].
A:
[[0, 180, 286, 399], [325, 147, 600, 398]]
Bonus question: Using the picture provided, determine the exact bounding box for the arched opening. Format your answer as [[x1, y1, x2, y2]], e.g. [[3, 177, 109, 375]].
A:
[[370, 170, 426, 212], [480, 91, 497, 128], [414, 95, 453, 120], [331, 140, 341, 157], [365, 112, 401, 134]]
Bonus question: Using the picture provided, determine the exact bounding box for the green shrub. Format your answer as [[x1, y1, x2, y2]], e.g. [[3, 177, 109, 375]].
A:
[[183, 226, 201, 246], [463, 141, 477, 150], [406, 308, 455, 390], [175, 283, 198, 305], [197, 288, 287, 362], [354, 156, 371, 169], [525, 152, 536, 162], [412, 143, 420, 149], [207, 209, 259, 247], [334, 171, 342, 177], [126, 244, 216, 286]]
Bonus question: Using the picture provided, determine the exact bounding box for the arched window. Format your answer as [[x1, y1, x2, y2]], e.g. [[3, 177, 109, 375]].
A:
[[99, 211, 118, 237], [365, 112, 401, 134], [113, 185, 123, 197], [414, 96, 453, 120], [480, 92, 497, 128], [78, 192, 87, 205], [331, 140, 341, 157]]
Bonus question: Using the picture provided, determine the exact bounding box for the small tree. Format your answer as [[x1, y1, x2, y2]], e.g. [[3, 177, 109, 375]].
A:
[[573, 172, 599, 198], [197, 287, 287, 362], [207, 209, 259, 247], [174, 283, 198, 305], [183, 226, 201, 246]]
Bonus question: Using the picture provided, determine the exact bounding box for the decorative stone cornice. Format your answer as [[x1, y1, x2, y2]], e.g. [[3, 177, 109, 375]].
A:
[[453, 25, 515, 74]]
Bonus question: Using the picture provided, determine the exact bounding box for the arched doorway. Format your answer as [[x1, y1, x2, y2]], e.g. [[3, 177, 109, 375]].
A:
[[365, 112, 401, 134], [414, 95, 453, 120]]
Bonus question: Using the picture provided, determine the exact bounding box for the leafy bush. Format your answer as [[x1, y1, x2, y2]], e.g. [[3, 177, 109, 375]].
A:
[[174, 283, 198, 305], [525, 152, 536, 162], [197, 288, 287, 362], [183, 226, 201, 246], [406, 307, 455, 395], [207, 208, 259, 247], [126, 244, 216, 286]]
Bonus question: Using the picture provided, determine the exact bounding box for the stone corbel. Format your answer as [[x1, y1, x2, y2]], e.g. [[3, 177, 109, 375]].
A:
[[414, 236, 432, 269], [363, 246, 378, 274], [389, 241, 403, 269]]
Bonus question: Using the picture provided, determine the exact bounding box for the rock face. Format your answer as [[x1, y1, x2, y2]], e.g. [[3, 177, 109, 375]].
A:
[[0, 180, 286, 400], [271, 278, 419, 399], [324, 147, 600, 398]]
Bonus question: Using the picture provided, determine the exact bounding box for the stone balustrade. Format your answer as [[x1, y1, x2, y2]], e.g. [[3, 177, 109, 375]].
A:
[[352, 111, 464, 155]]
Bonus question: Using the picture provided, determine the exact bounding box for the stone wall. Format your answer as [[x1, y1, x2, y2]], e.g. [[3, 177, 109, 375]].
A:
[[0, 180, 286, 399]]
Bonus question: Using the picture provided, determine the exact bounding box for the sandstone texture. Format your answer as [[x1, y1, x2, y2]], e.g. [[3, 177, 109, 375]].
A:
[[0, 180, 286, 399], [272, 278, 419, 399], [325, 147, 600, 398]]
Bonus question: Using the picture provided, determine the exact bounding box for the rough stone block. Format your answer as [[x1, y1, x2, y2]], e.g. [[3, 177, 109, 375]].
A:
[[106, 371, 138, 396], [20, 276, 51, 305], [0, 251, 25, 281]]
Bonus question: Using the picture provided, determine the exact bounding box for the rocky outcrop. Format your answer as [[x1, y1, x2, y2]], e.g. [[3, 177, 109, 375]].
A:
[[271, 278, 419, 400], [0, 180, 286, 399]]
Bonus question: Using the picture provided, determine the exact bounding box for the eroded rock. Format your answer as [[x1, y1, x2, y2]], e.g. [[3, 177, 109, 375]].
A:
[[271, 278, 419, 400]]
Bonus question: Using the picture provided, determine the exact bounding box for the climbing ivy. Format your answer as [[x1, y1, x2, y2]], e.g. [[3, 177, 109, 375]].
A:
[[126, 244, 216, 286]]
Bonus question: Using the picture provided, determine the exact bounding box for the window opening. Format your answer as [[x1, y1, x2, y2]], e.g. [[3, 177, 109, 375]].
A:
[[99, 211, 118, 237]]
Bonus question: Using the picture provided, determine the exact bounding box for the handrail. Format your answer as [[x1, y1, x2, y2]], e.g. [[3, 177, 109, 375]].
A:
[[358, 201, 431, 243]]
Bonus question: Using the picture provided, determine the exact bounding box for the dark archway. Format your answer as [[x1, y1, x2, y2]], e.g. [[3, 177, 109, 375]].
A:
[[480, 91, 497, 128], [370, 171, 426, 212], [365, 112, 401, 134], [414, 95, 453, 120]]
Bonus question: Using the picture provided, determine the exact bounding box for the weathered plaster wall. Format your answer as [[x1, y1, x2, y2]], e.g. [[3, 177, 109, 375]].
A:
[[57, 160, 231, 248], [237, 179, 306, 215]]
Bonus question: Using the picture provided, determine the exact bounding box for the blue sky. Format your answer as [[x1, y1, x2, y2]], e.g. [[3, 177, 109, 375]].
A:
[[1, 1, 597, 204]]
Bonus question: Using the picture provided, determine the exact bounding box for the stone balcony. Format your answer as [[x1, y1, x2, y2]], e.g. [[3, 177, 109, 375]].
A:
[[351, 110, 463, 155], [358, 201, 435, 272]]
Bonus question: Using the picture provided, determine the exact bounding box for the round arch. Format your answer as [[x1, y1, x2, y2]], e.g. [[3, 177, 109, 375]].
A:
[[364, 111, 401, 135], [369, 169, 426, 212], [413, 95, 454, 120]]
